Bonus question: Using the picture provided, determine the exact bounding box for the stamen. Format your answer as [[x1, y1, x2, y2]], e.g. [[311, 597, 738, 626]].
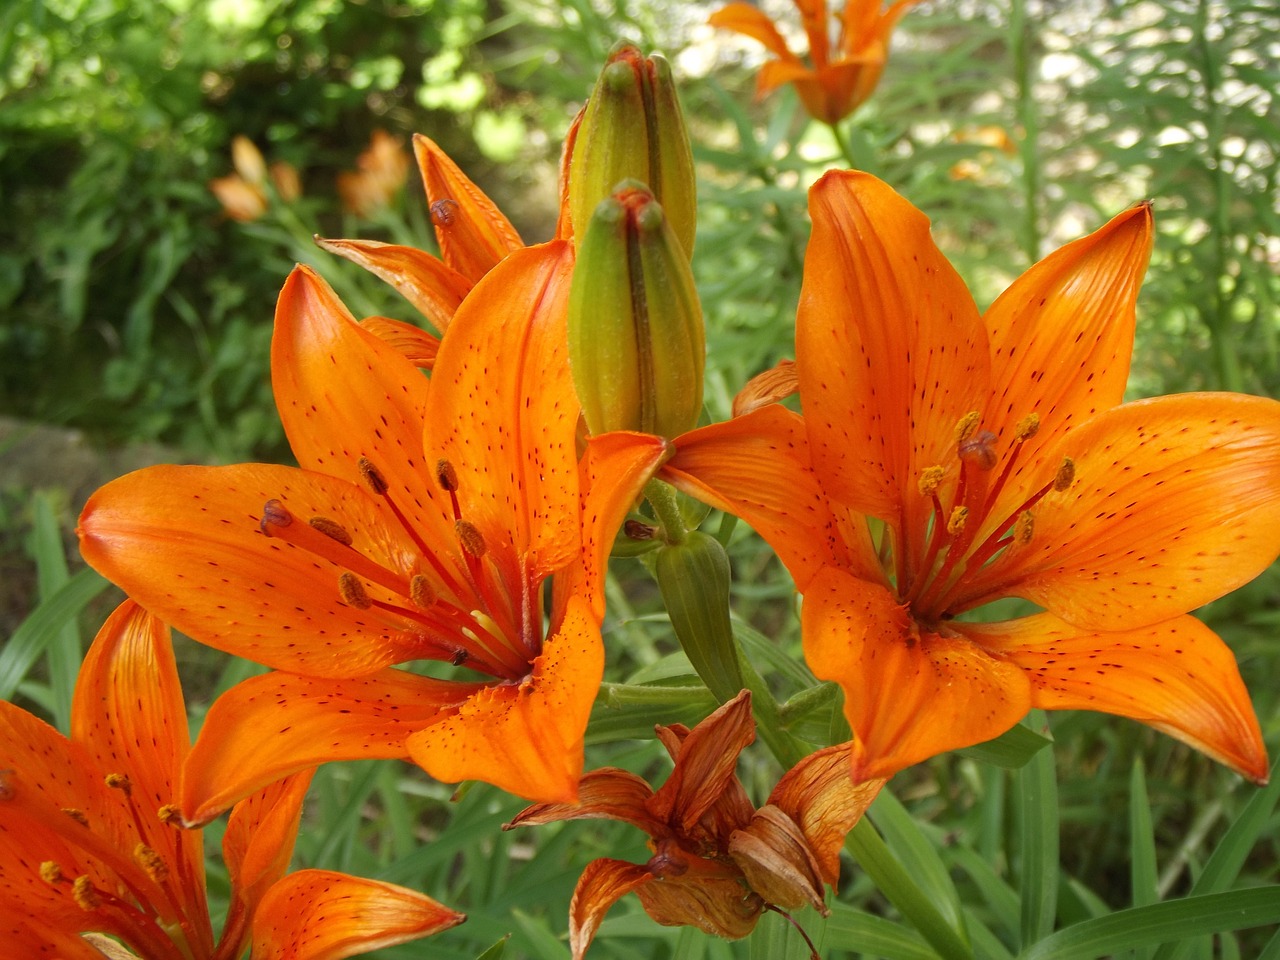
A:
[[436, 459, 459, 492], [1014, 413, 1041, 441], [451, 649, 469, 666], [158, 805, 183, 827], [63, 807, 89, 826], [260, 498, 292, 533], [946, 507, 968, 536], [430, 198, 459, 227], [73, 876, 102, 910], [1016, 511, 1034, 543], [410, 574, 437, 609], [134, 844, 169, 884], [1054, 457, 1075, 491], [958, 430, 998, 470], [338, 573, 372, 610], [40, 861, 64, 885], [105, 773, 132, 795], [917, 466, 946, 497], [309, 516, 353, 546], [456, 520, 487, 558], [358, 457, 390, 496], [260, 499, 412, 598], [954, 411, 982, 443], [625, 519, 659, 540]]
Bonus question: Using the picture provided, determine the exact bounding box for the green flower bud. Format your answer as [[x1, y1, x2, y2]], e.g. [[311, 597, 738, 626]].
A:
[[568, 184, 705, 438], [569, 44, 696, 256]]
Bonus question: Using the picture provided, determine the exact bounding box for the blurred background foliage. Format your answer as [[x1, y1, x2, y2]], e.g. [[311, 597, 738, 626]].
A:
[[2, 0, 1279, 958]]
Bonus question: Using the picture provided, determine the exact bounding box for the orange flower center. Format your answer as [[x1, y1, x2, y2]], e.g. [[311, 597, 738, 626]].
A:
[[903, 411, 1073, 624]]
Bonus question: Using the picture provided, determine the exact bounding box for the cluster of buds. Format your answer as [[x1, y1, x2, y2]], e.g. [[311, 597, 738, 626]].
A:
[[208, 135, 301, 222]]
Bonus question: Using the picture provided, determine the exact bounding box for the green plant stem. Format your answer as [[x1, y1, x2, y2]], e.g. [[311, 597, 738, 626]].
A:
[[1011, 0, 1042, 263], [645, 478, 688, 545], [827, 120, 861, 171], [846, 819, 973, 960]]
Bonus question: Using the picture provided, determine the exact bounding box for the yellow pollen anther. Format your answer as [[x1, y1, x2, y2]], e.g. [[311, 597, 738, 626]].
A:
[[308, 516, 353, 546], [430, 198, 460, 227], [918, 466, 946, 497], [954, 411, 982, 443], [958, 430, 999, 470], [338, 572, 372, 609], [72, 876, 101, 911], [409, 574, 437, 609], [134, 844, 169, 884], [40, 861, 64, 885], [260, 498, 293, 531], [358, 457, 390, 496], [105, 773, 132, 794], [455, 520, 487, 558], [946, 506, 969, 536], [63, 807, 89, 826], [158, 805, 183, 827], [1054, 457, 1076, 492], [1016, 510, 1034, 543], [1015, 413, 1041, 441], [436, 459, 459, 492]]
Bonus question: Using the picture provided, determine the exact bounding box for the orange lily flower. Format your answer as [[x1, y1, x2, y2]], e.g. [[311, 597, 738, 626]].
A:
[[318, 133, 529, 340], [709, 0, 920, 125], [664, 171, 1280, 783], [78, 241, 668, 822], [507, 691, 882, 958], [336, 129, 411, 218], [0, 600, 463, 960], [209, 135, 301, 222]]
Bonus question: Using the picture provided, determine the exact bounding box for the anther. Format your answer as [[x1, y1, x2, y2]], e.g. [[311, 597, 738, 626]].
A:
[[958, 430, 999, 470], [436, 459, 459, 492], [134, 844, 169, 884], [455, 520, 487, 558], [105, 773, 132, 795], [260, 498, 293, 533], [917, 466, 946, 497], [309, 516, 353, 546], [451, 649, 469, 666], [40, 862, 64, 885], [946, 506, 969, 536], [338, 573, 372, 609], [63, 808, 89, 826], [1053, 457, 1076, 492], [1016, 511, 1034, 544], [409, 574, 437, 609], [430, 198, 459, 227], [358, 457, 390, 496], [1014, 413, 1041, 441], [158, 805, 183, 827], [954, 411, 982, 444], [72, 876, 101, 911]]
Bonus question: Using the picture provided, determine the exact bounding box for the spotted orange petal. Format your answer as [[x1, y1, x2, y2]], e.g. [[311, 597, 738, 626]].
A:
[[250, 869, 464, 960], [413, 133, 523, 283], [404, 594, 603, 803], [802, 566, 1031, 780], [962, 393, 1280, 630], [964, 613, 1267, 782], [800, 170, 990, 569], [181, 670, 475, 826], [357, 316, 440, 368], [314, 237, 469, 332]]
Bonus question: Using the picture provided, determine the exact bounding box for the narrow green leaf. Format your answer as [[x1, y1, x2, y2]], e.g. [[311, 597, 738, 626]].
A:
[[1021, 887, 1280, 960], [824, 904, 937, 960], [958, 722, 1053, 769], [0, 567, 109, 702], [871, 789, 967, 937], [1016, 711, 1059, 949], [473, 935, 509, 960], [1129, 759, 1158, 960], [30, 492, 80, 731]]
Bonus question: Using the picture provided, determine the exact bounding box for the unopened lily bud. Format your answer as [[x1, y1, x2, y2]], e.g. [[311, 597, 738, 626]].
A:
[[568, 184, 704, 439], [570, 44, 696, 256]]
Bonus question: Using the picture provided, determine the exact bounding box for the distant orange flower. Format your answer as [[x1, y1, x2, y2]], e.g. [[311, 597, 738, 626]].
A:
[[78, 242, 668, 822], [0, 600, 463, 959], [209, 135, 300, 222], [666, 171, 1280, 783], [337, 129, 411, 217], [710, 0, 920, 124], [507, 692, 881, 958]]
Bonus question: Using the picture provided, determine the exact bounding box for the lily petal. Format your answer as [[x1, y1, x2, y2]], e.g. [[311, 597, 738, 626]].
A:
[[649, 691, 755, 833], [405, 595, 603, 803], [568, 858, 654, 960], [249, 869, 464, 960], [800, 171, 990, 563], [356, 316, 440, 368], [505, 768, 658, 834], [709, 3, 800, 61], [414, 133, 523, 283], [965, 393, 1280, 629], [663, 404, 880, 590], [181, 669, 475, 826], [963, 613, 1268, 783], [802, 566, 1030, 780], [314, 237, 469, 333], [79, 464, 438, 677]]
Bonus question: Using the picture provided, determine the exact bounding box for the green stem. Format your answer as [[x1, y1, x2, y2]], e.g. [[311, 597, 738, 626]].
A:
[[846, 819, 974, 960], [645, 478, 688, 545], [827, 119, 862, 171], [1011, 0, 1042, 263]]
